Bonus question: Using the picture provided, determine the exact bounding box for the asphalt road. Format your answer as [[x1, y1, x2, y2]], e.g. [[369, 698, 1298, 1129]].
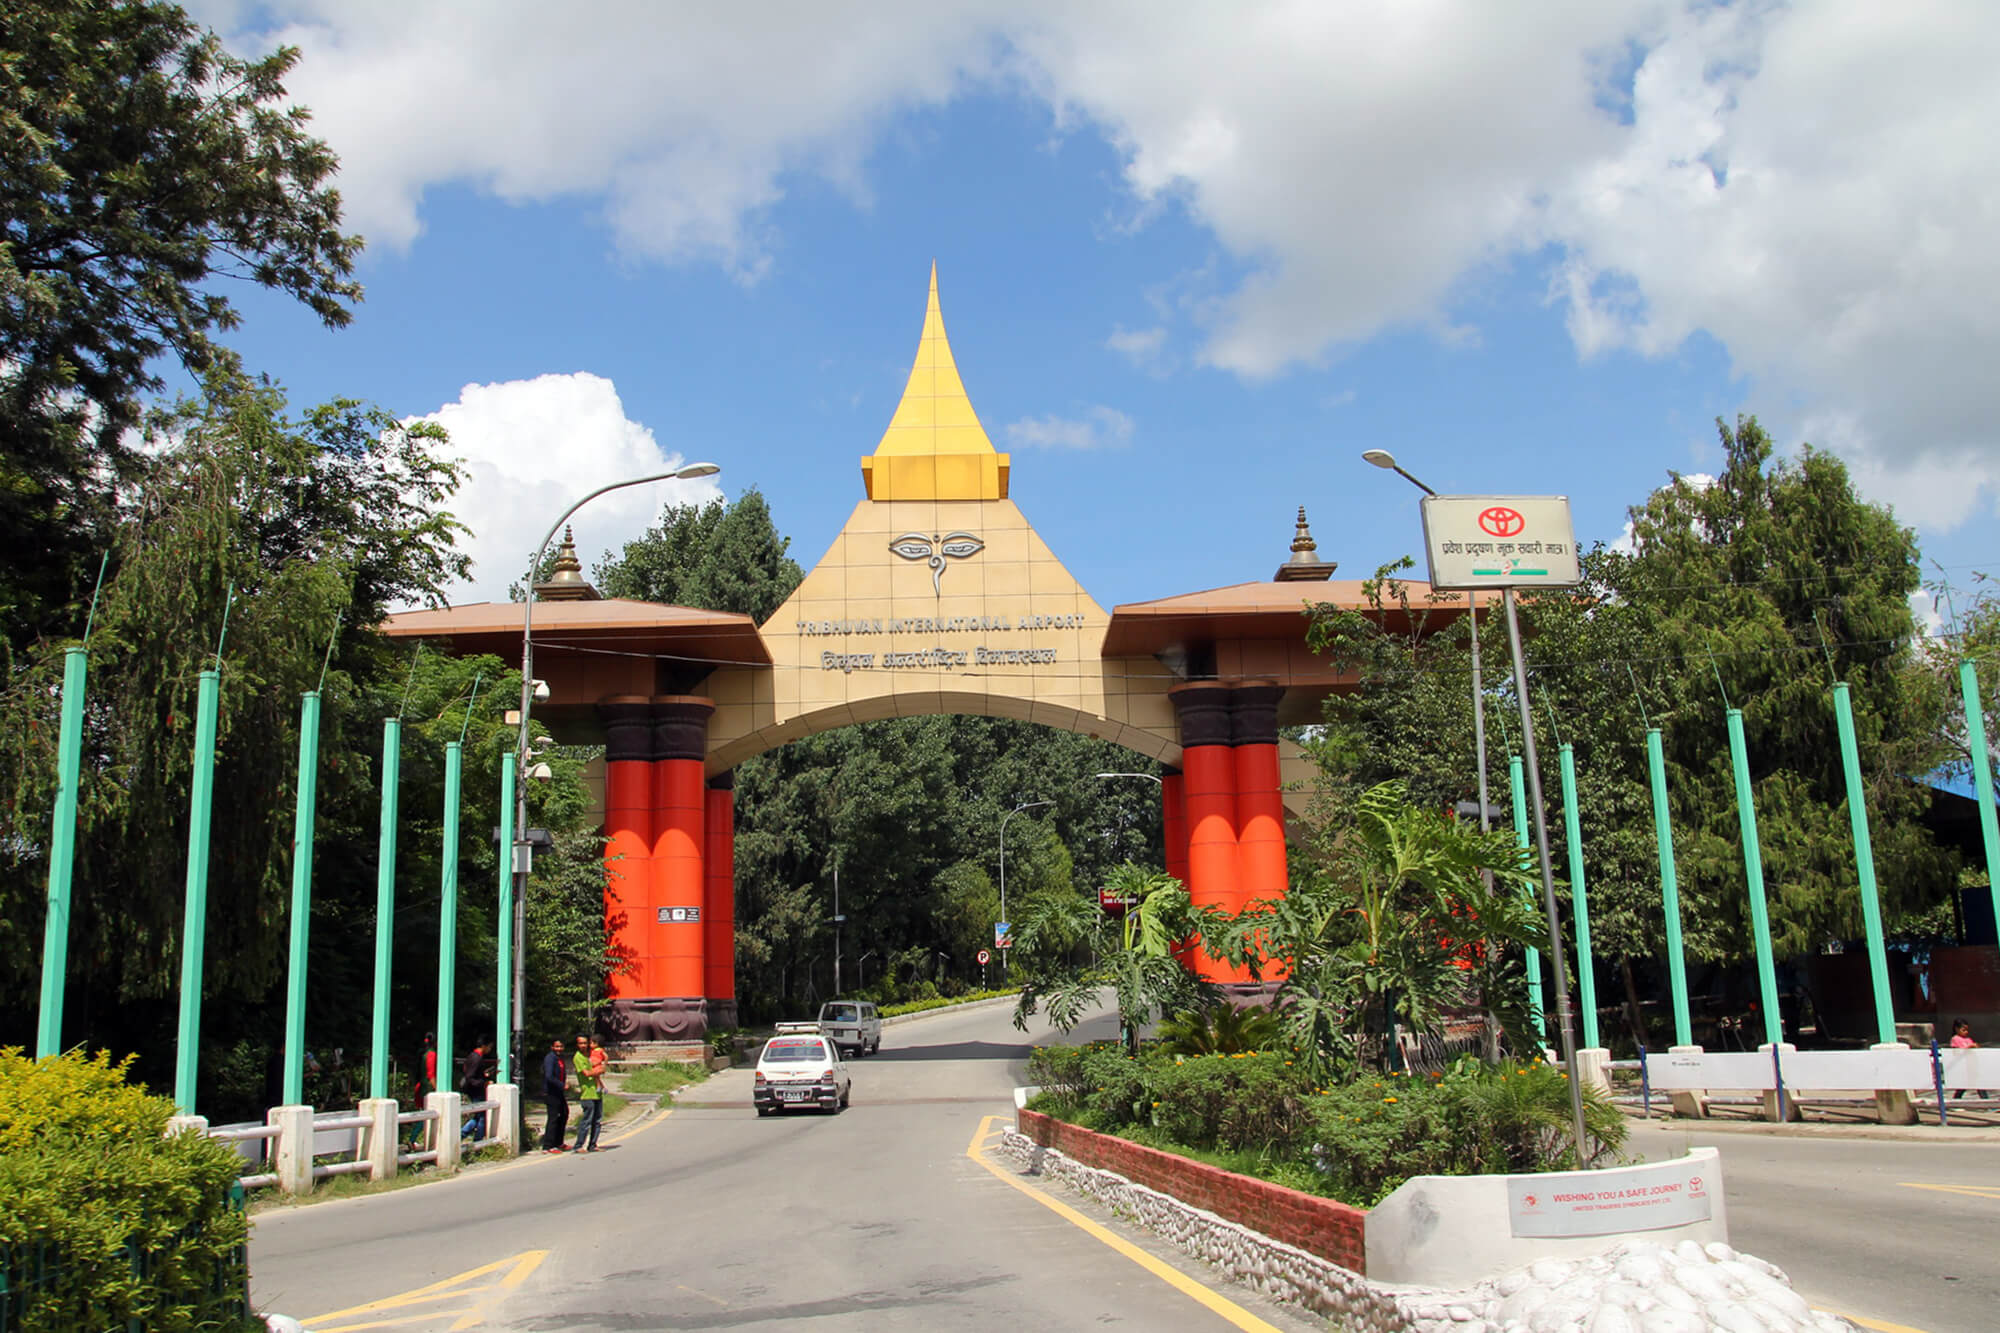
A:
[[250, 998, 1326, 1332], [1628, 1121, 2000, 1333]]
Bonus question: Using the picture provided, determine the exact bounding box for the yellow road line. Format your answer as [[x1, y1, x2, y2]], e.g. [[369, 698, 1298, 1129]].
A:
[[1897, 1180, 2000, 1200], [965, 1115, 1285, 1333], [304, 1249, 546, 1331], [1816, 1309, 1932, 1333]]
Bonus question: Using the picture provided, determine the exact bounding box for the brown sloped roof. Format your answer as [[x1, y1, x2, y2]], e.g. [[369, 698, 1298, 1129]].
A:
[[382, 598, 773, 667], [1102, 579, 1468, 658]]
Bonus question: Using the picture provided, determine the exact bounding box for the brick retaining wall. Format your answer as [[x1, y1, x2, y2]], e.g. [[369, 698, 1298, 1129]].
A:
[[1016, 1108, 1367, 1274]]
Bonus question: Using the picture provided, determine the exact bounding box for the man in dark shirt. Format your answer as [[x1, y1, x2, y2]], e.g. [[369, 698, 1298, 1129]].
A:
[[540, 1037, 570, 1152], [460, 1038, 493, 1139]]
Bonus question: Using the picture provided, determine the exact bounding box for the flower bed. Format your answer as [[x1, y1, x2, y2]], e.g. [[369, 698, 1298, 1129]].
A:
[[1024, 1044, 1625, 1210]]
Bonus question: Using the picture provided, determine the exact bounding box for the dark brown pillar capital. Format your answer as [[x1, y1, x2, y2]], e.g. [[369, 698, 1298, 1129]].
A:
[[707, 770, 735, 792], [599, 696, 656, 763], [651, 695, 716, 762], [1169, 681, 1234, 749], [1230, 683, 1284, 748]]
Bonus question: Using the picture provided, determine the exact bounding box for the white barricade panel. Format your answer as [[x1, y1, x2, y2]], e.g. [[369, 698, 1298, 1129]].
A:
[[1646, 1051, 1772, 1091], [1939, 1048, 2000, 1089], [1779, 1049, 1932, 1091]]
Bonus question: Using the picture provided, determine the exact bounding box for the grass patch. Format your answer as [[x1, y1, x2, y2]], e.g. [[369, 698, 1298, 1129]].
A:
[[622, 1061, 710, 1096]]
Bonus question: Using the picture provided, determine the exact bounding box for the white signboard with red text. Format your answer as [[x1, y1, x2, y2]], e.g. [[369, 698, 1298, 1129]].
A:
[[1420, 496, 1581, 590], [1506, 1152, 1715, 1238]]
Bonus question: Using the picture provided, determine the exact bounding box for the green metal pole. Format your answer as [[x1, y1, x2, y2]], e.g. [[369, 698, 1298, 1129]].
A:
[[436, 740, 464, 1097], [496, 751, 517, 1087], [174, 669, 222, 1114], [1645, 728, 1693, 1049], [35, 647, 89, 1059], [282, 692, 322, 1105], [1832, 683, 1896, 1046], [1507, 755, 1545, 1041], [1557, 743, 1599, 1050], [1726, 707, 1785, 1046], [1958, 661, 2000, 954], [371, 718, 401, 1100]]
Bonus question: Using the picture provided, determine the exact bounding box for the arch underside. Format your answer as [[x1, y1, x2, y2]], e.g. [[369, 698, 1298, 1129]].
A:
[[705, 689, 1182, 775]]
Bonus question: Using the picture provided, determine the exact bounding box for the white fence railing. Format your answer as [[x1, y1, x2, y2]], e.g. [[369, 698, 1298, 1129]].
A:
[[179, 1084, 521, 1195]]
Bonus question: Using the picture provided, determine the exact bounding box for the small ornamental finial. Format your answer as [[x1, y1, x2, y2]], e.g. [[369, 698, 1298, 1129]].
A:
[[1274, 505, 1336, 582], [536, 525, 600, 600], [1291, 506, 1317, 555]]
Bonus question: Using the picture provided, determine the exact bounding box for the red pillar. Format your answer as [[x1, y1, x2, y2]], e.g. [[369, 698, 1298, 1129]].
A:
[[1232, 684, 1287, 910], [704, 773, 737, 1030], [651, 699, 712, 1014], [1161, 767, 1188, 889], [599, 701, 654, 1000], [1171, 684, 1243, 983], [1232, 684, 1290, 985]]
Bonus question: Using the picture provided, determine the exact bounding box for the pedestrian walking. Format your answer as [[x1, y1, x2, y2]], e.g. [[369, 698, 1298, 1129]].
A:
[[571, 1035, 607, 1152], [418, 1032, 437, 1101], [1948, 1019, 1989, 1099], [460, 1037, 493, 1139], [541, 1037, 571, 1152]]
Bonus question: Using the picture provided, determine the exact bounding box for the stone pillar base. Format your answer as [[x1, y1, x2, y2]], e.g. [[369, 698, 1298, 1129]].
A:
[[606, 995, 708, 1041], [270, 1104, 314, 1195], [489, 1083, 522, 1156], [1575, 1047, 1613, 1095], [1666, 1045, 1707, 1118], [1870, 1041, 1918, 1125], [1757, 1043, 1802, 1121], [358, 1097, 398, 1180], [704, 997, 740, 1032], [425, 1090, 463, 1173]]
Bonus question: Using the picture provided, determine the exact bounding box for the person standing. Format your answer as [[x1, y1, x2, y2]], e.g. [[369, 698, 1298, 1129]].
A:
[[1949, 1019, 1989, 1099], [571, 1035, 607, 1152], [541, 1037, 570, 1152], [420, 1032, 438, 1101], [460, 1037, 493, 1139]]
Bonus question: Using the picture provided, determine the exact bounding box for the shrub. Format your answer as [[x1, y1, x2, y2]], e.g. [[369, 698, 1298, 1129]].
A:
[[622, 1060, 710, 1096], [1025, 1042, 1629, 1210], [1024, 1044, 1089, 1112], [1150, 1052, 1315, 1152], [0, 1048, 258, 1331], [878, 988, 1014, 1018]]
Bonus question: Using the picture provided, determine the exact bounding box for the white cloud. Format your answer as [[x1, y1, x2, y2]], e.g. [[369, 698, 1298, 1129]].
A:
[[199, 3, 2000, 526], [1004, 405, 1134, 450], [1909, 589, 1946, 639], [410, 373, 724, 605], [1105, 324, 1168, 374]]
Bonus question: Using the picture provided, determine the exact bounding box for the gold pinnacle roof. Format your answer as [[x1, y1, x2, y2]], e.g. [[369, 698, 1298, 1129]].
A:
[[861, 263, 1010, 500]]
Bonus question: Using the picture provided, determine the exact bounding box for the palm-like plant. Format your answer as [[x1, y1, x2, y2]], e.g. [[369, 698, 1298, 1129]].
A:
[[1156, 1003, 1283, 1056], [1220, 779, 1541, 1075], [1012, 861, 1213, 1052]]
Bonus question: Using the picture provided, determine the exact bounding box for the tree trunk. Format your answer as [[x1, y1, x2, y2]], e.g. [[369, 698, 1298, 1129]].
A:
[[1621, 954, 1647, 1052]]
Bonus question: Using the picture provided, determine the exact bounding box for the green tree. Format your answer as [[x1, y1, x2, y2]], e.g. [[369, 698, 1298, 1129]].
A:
[[596, 489, 803, 626], [1, 1, 362, 651], [1229, 781, 1538, 1076], [0, 377, 473, 1105], [1013, 862, 1211, 1053], [1306, 416, 1956, 1048]]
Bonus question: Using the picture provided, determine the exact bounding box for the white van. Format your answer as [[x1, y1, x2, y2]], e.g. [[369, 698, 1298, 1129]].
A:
[[817, 1000, 881, 1056]]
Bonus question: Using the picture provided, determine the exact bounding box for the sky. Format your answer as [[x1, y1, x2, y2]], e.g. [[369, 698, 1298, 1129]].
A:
[[186, 1, 2000, 626]]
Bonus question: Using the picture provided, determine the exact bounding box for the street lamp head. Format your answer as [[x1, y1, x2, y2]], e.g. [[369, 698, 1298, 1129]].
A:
[[1361, 449, 1398, 470], [672, 461, 721, 480]]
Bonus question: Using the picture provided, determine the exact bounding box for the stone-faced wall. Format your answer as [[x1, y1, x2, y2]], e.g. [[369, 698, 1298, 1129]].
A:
[[1015, 1107, 1367, 1273]]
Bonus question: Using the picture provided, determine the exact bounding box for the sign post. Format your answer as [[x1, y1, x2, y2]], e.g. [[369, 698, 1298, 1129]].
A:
[[1422, 494, 1592, 1166]]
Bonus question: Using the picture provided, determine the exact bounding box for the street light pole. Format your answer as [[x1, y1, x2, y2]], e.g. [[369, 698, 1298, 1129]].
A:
[[997, 799, 1052, 974], [1363, 448, 1591, 1163], [510, 462, 719, 1086]]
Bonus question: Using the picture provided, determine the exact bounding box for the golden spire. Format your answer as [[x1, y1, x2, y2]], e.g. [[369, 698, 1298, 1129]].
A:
[[1274, 506, 1335, 582], [861, 263, 1010, 500]]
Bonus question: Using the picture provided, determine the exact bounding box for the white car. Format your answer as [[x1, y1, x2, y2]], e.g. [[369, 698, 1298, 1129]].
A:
[[753, 1031, 851, 1116]]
